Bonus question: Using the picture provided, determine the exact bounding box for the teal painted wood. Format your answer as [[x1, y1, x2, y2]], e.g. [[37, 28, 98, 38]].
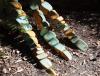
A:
[[30, 4, 39, 10], [53, 43, 66, 52], [40, 27, 48, 36], [37, 10, 47, 22], [71, 36, 79, 43], [41, 1, 53, 11], [40, 58, 52, 69], [16, 16, 32, 31], [63, 23, 70, 31], [56, 23, 66, 31], [75, 39, 88, 51], [71, 36, 88, 51], [48, 38, 59, 46], [43, 31, 56, 41]]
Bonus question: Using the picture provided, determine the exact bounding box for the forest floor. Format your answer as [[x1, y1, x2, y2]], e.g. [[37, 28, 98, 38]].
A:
[[0, 11, 100, 76]]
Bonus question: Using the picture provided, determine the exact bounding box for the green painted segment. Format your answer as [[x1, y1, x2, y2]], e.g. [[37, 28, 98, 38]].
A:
[[38, 10, 47, 22], [16, 16, 32, 31], [53, 43, 66, 52], [40, 58, 52, 69], [71, 36, 88, 51], [48, 38, 59, 46], [43, 31, 56, 42], [30, 0, 41, 10], [31, 0, 41, 5], [38, 9, 50, 27], [42, 21, 50, 27], [56, 23, 65, 31], [16, 16, 29, 24], [30, 4, 39, 10], [63, 50, 72, 60], [36, 52, 48, 60], [63, 23, 70, 31], [75, 39, 88, 51], [22, 24, 32, 31], [71, 36, 79, 43], [40, 27, 48, 36], [41, 1, 53, 11]]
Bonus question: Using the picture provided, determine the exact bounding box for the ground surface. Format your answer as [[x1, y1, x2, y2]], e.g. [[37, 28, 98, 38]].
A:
[[0, 11, 100, 76]]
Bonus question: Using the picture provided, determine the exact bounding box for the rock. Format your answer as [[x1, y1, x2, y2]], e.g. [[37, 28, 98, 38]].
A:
[[22, 57, 27, 61], [3, 68, 9, 73], [15, 59, 22, 63], [16, 67, 23, 73], [16, 50, 20, 54], [89, 54, 96, 61], [96, 40, 100, 47], [0, 48, 3, 51]]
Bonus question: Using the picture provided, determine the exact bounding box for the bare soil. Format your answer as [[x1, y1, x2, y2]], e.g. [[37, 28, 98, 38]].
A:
[[0, 11, 100, 76]]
